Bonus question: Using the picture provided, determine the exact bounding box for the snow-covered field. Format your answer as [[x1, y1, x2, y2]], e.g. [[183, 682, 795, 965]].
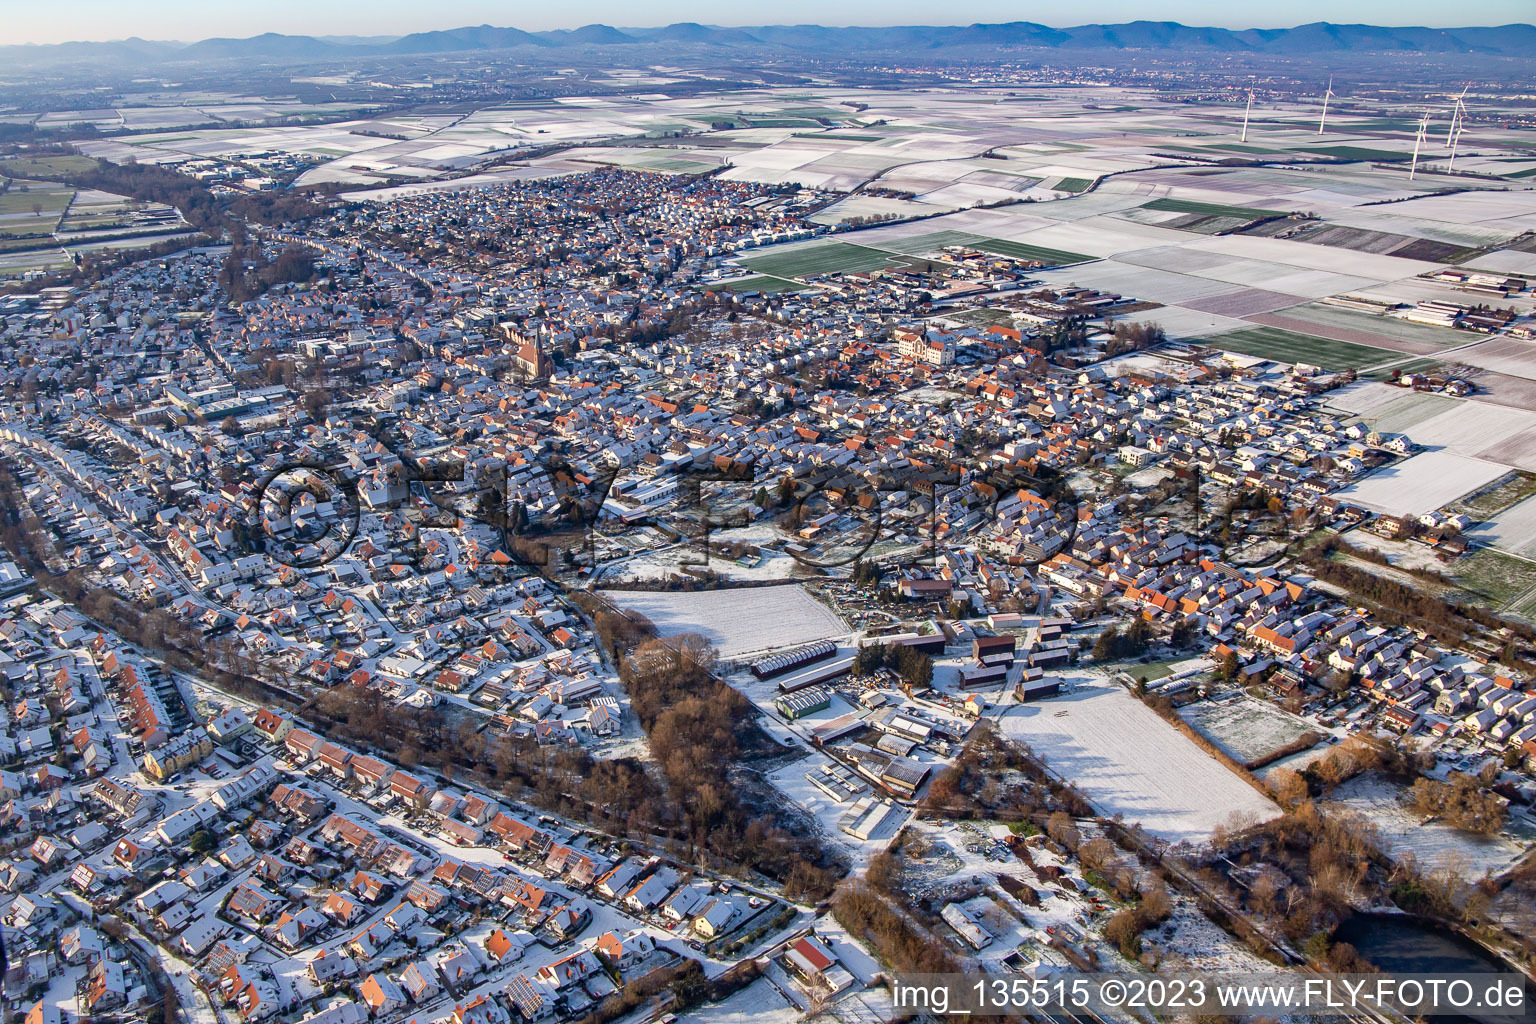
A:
[[1335, 451, 1508, 516], [1328, 773, 1528, 877], [1179, 695, 1318, 765], [1469, 493, 1536, 557], [1325, 381, 1419, 417], [1125, 466, 1176, 488], [999, 677, 1279, 845], [1397, 401, 1536, 463], [673, 977, 798, 1024], [598, 584, 849, 659]]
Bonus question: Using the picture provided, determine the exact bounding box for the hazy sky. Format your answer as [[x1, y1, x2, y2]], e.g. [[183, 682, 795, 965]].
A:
[[8, 0, 1530, 45]]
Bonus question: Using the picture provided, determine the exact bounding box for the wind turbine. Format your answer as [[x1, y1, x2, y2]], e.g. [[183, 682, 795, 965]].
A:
[[1446, 83, 1469, 146], [1240, 89, 1253, 144], [1447, 84, 1469, 172], [1318, 77, 1334, 135], [1409, 109, 1430, 181]]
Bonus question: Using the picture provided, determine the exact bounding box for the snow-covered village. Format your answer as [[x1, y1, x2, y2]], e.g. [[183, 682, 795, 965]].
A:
[[4, 16, 1536, 1024]]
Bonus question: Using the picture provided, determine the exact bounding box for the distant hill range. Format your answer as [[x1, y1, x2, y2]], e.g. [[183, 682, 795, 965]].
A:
[[8, 20, 1536, 63]]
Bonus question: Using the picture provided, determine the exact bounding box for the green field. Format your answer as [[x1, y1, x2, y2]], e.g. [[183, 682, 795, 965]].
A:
[[58, 212, 134, 232], [1448, 472, 1536, 521], [1282, 302, 1471, 350], [0, 183, 74, 228], [739, 241, 906, 278], [1206, 326, 1394, 370], [1454, 548, 1536, 606], [1309, 146, 1410, 162], [0, 235, 66, 253], [1106, 656, 1191, 682], [879, 229, 1092, 266], [1362, 357, 1442, 381], [0, 247, 71, 278], [717, 274, 806, 293], [972, 237, 1094, 266], [881, 230, 991, 254], [1142, 197, 1283, 219], [1054, 177, 1093, 192], [0, 154, 98, 179]]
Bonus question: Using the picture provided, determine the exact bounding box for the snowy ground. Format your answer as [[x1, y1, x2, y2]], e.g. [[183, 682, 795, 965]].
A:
[[1341, 526, 1462, 572], [1125, 466, 1176, 488], [998, 675, 1280, 845], [673, 977, 799, 1024], [765, 751, 909, 866], [1469, 492, 1536, 557], [1335, 451, 1508, 516], [599, 584, 849, 659], [604, 544, 810, 584], [1328, 773, 1529, 877], [1179, 694, 1318, 765]]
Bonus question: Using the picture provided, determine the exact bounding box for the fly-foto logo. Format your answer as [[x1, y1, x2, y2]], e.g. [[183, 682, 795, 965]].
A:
[[238, 433, 1078, 685], [243, 444, 1079, 578]]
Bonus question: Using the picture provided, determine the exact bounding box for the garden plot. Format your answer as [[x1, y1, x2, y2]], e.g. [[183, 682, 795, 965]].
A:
[[598, 584, 848, 660], [1179, 696, 1318, 766], [1328, 774, 1527, 877], [998, 676, 1279, 845], [1335, 451, 1508, 516], [1468, 494, 1536, 557]]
